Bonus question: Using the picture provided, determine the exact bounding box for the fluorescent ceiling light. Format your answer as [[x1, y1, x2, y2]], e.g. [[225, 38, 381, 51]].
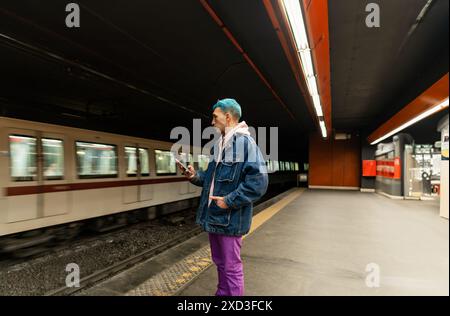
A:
[[306, 76, 318, 96], [283, 0, 309, 50], [315, 106, 323, 117], [370, 98, 449, 145], [319, 120, 327, 138], [312, 94, 323, 116], [299, 49, 314, 77], [282, 0, 327, 138]]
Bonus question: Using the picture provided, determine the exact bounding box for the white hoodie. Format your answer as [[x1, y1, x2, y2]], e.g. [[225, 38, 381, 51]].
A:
[[208, 121, 251, 207]]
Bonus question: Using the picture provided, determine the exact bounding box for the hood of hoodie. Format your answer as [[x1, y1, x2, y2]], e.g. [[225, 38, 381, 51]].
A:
[[223, 121, 250, 144], [214, 121, 251, 163], [233, 121, 251, 136]]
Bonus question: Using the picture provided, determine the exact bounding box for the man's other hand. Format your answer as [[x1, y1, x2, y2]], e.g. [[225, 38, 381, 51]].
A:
[[209, 196, 228, 209]]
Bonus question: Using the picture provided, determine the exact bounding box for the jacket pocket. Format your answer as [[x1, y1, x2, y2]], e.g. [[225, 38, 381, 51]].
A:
[[217, 161, 238, 182], [207, 201, 231, 227]]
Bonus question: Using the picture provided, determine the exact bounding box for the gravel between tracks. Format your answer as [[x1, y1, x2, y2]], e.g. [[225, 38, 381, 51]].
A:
[[0, 210, 197, 296]]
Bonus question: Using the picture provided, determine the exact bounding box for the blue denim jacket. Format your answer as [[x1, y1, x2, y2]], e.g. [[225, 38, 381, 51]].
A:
[[190, 134, 268, 236]]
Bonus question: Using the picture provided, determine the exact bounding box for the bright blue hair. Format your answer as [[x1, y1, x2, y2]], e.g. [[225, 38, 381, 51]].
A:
[[212, 98, 242, 120]]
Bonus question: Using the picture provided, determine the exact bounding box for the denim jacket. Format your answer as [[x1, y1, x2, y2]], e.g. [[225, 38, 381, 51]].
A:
[[190, 133, 268, 236]]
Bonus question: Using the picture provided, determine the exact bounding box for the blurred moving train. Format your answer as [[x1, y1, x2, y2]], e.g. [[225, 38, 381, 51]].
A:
[[0, 117, 299, 254]]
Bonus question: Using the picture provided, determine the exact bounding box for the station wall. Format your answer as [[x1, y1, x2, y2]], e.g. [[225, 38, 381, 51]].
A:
[[308, 132, 361, 189]]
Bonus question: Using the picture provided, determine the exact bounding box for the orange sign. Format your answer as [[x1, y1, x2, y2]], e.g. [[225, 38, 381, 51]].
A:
[[362, 160, 376, 177]]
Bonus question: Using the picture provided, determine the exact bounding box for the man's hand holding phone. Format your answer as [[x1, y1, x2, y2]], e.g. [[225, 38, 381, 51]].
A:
[[176, 159, 196, 179]]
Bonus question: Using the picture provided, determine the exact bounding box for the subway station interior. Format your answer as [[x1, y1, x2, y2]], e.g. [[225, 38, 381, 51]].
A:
[[0, 0, 448, 298]]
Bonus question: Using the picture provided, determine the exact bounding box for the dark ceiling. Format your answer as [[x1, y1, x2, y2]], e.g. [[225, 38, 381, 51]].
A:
[[329, 0, 449, 133], [0, 0, 448, 161], [0, 0, 316, 161]]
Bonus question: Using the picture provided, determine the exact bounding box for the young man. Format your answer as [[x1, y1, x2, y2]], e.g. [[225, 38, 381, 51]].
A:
[[177, 98, 268, 296]]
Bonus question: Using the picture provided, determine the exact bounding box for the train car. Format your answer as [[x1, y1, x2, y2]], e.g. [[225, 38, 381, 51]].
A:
[[0, 117, 205, 252], [0, 117, 299, 253]]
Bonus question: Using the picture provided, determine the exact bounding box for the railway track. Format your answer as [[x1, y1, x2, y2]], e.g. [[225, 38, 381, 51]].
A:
[[45, 226, 202, 296]]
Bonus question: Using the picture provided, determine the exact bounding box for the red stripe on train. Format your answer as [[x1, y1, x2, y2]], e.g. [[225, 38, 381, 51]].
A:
[[4, 177, 189, 197]]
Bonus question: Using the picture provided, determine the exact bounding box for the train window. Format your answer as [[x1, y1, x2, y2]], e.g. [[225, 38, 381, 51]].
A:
[[179, 152, 193, 166], [76, 142, 118, 179], [125, 147, 138, 176], [280, 161, 285, 171], [294, 162, 299, 171], [198, 154, 210, 172], [140, 148, 150, 176], [155, 150, 176, 175], [273, 160, 279, 172], [43, 138, 64, 180], [266, 160, 272, 173], [125, 147, 150, 177], [270, 160, 276, 173], [9, 135, 37, 181]]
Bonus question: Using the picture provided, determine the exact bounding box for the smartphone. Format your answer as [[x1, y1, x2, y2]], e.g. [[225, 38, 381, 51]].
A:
[[176, 159, 188, 173]]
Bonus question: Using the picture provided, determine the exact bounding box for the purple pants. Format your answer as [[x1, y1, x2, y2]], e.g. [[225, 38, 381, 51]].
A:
[[208, 233, 244, 296]]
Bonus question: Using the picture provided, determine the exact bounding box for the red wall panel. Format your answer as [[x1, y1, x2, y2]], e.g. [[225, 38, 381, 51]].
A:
[[309, 133, 361, 188], [332, 140, 345, 186], [362, 160, 377, 177], [309, 133, 333, 186], [344, 138, 361, 186]]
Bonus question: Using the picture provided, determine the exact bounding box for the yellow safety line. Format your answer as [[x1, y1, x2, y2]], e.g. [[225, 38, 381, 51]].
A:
[[245, 188, 305, 238]]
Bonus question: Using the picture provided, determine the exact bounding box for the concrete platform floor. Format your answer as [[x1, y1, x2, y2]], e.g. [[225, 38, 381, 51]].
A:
[[179, 190, 449, 296]]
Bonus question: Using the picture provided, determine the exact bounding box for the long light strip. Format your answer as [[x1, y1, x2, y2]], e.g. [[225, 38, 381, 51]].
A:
[[370, 98, 449, 145], [306, 76, 319, 96], [282, 0, 326, 138], [319, 120, 327, 138], [312, 94, 323, 116]]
